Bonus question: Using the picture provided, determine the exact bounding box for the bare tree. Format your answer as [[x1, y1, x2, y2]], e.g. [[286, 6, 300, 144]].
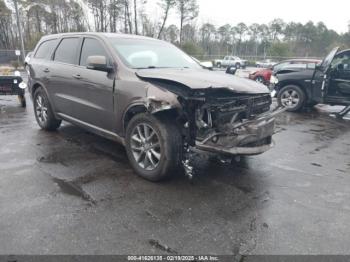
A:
[[175, 0, 198, 44], [233, 22, 248, 55], [157, 0, 175, 39], [133, 0, 138, 34], [164, 24, 179, 43]]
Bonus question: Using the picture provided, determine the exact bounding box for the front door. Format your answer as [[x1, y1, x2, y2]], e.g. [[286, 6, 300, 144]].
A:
[[70, 37, 115, 131], [311, 47, 339, 103], [325, 50, 350, 103]]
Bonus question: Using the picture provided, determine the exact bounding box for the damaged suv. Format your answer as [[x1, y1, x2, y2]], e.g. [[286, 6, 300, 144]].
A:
[[28, 33, 282, 181]]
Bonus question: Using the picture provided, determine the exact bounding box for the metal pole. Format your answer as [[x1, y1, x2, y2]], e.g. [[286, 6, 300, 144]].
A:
[[13, 0, 26, 63]]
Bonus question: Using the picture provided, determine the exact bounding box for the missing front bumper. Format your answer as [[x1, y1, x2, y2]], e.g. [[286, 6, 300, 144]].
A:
[[195, 107, 285, 156], [196, 140, 274, 155]]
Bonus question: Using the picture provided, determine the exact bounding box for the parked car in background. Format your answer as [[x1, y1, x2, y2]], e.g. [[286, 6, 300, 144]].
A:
[[28, 33, 282, 182], [24, 52, 33, 65], [24, 51, 33, 73], [0, 69, 27, 107], [255, 59, 277, 68], [249, 59, 322, 85], [249, 68, 273, 85], [273, 47, 350, 118], [272, 59, 321, 75], [214, 56, 247, 69]]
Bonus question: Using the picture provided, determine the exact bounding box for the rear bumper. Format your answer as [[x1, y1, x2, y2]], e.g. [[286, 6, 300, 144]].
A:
[[195, 107, 286, 156]]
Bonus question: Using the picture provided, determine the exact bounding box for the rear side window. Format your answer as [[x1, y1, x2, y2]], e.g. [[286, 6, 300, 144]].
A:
[[80, 38, 108, 67], [54, 38, 80, 64], [34, 39, 58, 59]]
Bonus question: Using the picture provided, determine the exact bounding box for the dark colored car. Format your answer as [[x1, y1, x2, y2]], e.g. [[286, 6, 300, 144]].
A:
[[249, 59, 321, 85], [273, 47, 350, 117], [0, 72, 27, 107], [28, 33, 283, 181]]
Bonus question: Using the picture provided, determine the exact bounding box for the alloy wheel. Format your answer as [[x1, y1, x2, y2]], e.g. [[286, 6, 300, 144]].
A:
[[280, 89, 300, 109], [130, 123, 161, 171], [35, 94, 48, 124]]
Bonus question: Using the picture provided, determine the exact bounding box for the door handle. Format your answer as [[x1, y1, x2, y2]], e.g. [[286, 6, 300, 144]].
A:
[[43, 68, 50, 73], [72, 74, 82, 79]]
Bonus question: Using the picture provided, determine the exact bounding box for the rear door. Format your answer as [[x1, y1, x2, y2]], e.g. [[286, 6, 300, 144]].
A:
[[49, 37, 81, 115], [29, 38, 59, 96], [70, 37, 115, 131]]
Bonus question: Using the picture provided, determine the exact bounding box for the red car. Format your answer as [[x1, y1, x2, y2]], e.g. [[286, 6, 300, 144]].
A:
[[249, 59, 322, 85]]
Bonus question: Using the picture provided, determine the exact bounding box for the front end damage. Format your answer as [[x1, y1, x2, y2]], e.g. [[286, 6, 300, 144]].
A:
[[140, 74, 284, 179], [178, 89, 281, 156]]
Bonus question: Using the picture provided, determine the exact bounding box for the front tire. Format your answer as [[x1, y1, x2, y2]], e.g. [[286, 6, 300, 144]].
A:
[[125, 113, 182, 182], [34, 87, 61, 131], [235, 63, 241, 69], [217, 62, 222, 68], [277, 85, 306, 112]]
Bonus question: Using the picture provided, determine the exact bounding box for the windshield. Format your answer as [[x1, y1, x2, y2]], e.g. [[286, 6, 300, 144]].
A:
[[108, 38, 201, 69]]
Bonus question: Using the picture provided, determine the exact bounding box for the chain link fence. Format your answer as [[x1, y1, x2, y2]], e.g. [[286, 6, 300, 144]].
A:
[[0, 49, 322, 68], [191, 54, 323, 64], [0, 50, 32, 66]]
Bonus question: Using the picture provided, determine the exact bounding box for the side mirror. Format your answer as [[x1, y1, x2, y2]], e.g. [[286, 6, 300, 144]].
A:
[[87, 56, 113, 72]]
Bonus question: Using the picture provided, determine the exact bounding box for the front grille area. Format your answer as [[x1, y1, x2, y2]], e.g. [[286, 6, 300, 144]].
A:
[[212, 94, 272, 121], [250, 94, 272, 116]]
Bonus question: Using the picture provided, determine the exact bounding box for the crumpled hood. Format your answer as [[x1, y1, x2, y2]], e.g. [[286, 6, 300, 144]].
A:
[[136, 68, 269, 94]]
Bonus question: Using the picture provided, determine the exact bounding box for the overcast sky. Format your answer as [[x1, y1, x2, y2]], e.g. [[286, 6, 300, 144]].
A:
[[147, 0, 350, 33]]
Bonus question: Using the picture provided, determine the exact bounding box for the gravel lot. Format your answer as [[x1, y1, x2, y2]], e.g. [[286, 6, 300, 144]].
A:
[[0, 72, 350, 255]]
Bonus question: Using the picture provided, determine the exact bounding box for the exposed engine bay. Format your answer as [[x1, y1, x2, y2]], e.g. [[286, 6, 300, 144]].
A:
[[137, 71, 285, 179], [143, 78, 282, 151]]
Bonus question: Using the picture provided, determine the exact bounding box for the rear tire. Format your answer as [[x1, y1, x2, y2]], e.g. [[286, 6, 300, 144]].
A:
[[33, 87, 61, 131], [235, 63, 241, 69], [277, 85, 306, 112], [217, 62, 222, 68], [125, 113, 182, 182]]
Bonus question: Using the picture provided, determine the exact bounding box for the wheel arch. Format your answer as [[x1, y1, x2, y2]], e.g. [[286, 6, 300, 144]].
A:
[[31, 83, 59, 119], [31, 83, 43, 97], [277, 80, 311, 102], [123, 103, 180, 135]]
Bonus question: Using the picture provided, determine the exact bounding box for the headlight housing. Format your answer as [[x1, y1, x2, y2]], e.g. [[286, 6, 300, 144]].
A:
[[19, 82, 27, 89]]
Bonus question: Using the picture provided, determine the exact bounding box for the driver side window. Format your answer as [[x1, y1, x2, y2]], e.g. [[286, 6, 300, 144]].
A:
[[80, 38, 109, 67], [331, 52, 350, 71]]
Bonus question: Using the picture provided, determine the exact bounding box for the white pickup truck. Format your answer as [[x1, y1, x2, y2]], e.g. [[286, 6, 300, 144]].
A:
[[214, 56, 247, 69]]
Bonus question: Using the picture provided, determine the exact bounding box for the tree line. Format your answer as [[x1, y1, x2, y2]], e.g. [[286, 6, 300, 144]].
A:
[[1, 0, 349, 60]]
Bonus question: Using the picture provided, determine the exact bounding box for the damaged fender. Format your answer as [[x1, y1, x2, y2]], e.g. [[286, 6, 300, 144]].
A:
[[145, 84, 181, 114]]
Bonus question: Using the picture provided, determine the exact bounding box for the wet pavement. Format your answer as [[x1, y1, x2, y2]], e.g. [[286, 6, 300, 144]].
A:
[[0, 86, 350, 255]]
